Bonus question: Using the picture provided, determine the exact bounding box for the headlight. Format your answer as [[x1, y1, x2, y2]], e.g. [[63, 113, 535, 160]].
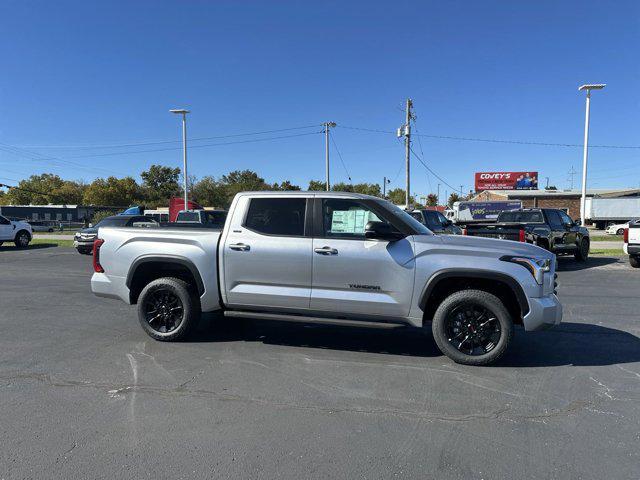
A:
[[500, 256, 551, 284]]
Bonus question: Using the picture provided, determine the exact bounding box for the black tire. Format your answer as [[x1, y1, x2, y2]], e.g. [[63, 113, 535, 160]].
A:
[[630, 256, 640, 268], [48, 228, 54, 233], [574, 238, 589, 262], [14, 230, 31, 248], [431, 289, 513, 366], [137, 277, 200, 341], [616, 228, 624, 236]]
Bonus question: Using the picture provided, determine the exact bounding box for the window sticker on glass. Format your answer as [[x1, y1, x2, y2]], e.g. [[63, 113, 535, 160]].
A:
[[330, 209, 380, 234]]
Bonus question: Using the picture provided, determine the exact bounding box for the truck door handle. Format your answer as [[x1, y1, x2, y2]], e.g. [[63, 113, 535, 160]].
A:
[[314, 246, 338, 255], [229, 243, 250, 251]]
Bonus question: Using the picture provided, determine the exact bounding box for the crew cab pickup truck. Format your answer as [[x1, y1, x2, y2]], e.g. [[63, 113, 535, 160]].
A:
[[91, 192, 562, 366], [624, 220, 640, 268], [463, 208, 590, 261], [0, 215, 32, 248]]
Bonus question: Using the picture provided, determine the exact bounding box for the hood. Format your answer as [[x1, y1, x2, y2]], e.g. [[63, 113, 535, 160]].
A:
[[413, 233, 552, 259], [77, 227, 98, 235]]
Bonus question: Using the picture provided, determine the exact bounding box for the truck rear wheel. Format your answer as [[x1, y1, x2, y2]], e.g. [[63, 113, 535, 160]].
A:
[[431, 289, 513, 366], [137, 277, 201, 341], [630, 256, 640, 268]]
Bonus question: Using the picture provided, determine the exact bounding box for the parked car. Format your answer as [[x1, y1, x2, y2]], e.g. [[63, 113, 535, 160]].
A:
[[623, 220, 640, 268], [28, 220, 59, 232], [0, 215, 32, 248], [409, 209, 462, 235], [91, 191, 561, 366], [464, 208, 590, 261], [74, 215, 157, 254], [175, 209, 227, 228], [606, 221, 634, 236]]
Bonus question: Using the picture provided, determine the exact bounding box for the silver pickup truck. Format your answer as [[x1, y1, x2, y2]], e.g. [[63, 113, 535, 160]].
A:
[[91, 191, 561, 365]]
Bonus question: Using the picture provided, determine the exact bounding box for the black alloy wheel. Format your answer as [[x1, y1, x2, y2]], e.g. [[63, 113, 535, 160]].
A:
[[444, 304, 501, 356], [143, 289, 185, 334], [15, 231, 30, 248]]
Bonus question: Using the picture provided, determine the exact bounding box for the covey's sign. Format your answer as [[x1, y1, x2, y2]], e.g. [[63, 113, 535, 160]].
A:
[[475, 171, 538, 191]]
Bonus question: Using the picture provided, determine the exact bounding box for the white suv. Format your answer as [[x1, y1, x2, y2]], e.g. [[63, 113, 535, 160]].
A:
[[0, 215, 32, 248]]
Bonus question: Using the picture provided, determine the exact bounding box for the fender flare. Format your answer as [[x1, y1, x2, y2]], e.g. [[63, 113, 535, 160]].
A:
[[419, 268, 529, 315], [126, 254, 205, 296]]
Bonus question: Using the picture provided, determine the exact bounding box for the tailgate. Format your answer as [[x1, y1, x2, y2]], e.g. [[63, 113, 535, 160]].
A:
[[464, 223, 523, 241]]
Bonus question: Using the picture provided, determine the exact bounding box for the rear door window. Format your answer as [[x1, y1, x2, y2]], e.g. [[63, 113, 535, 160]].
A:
[[546, 210, 564, 229], [244, 198, 306, 236]]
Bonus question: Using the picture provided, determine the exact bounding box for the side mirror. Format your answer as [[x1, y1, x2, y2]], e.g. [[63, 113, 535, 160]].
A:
[[364, 221, 404, 241]]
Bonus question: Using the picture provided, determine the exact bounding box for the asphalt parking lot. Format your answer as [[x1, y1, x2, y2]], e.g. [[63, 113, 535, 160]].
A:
[[1, 246, 639, 479]]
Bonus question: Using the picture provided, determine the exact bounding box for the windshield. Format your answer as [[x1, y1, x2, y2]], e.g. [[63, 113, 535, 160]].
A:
[[374, 200, 432, 235], [94, 217, 127, 228], [498, 211, 543, 223]]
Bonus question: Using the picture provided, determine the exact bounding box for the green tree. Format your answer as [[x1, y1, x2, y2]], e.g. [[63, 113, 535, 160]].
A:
[[352, 183, 382, 197], [331, 182, 354, 192], [447, 192, 461, 207], [83, 176, 141, 206], [190, 176, 228, 208], [307, 180, 325, 191], [273, 180, 301, 191], [426, 193, 438, 206], [387, 188, 414, 206], [220, 170, 270, 205], [0, 189, 7, 206], [141, 164, 181, 206]]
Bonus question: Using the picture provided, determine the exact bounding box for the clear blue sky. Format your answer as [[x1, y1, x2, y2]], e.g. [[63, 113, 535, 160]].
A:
[[1, 0, 638, 197]]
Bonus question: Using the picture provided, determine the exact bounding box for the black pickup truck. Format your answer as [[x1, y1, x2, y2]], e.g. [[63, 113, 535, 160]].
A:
[[463, 208, 590, 261]]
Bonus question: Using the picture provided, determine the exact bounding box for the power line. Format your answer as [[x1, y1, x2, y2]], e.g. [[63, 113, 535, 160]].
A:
[[45, 131, 323, 160], [15, 124, 323, 150], [409, 145, 458, 193], [329, 131, 352, 182], [337, 125, 640, 149]]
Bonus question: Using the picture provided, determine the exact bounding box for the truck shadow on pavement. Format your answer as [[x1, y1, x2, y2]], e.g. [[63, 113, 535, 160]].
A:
[[556, 256, 619, 271], [193, 316, 640, 368], [0, 243, 59, 252]]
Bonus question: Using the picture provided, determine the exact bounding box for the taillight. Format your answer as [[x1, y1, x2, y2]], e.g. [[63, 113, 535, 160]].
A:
[[93, 238, 105, 273], [518, 229, 526, 242], [462, 228, 467, 236], [623, 228, 629, 244]]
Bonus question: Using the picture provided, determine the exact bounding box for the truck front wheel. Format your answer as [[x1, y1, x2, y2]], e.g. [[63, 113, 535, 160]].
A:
[[431, 289, 513, 366], [137, 277, 201, 341]]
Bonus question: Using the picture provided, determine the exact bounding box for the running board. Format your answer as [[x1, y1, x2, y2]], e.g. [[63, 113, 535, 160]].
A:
[[223, 310, 407, 329]]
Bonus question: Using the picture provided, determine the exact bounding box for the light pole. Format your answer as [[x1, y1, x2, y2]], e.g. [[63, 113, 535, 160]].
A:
[[170, 109, 190, 209], [578, 84, 605, 226]]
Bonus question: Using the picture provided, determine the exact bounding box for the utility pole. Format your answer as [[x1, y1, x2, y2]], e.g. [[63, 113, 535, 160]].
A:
[[567, 166, 577, 190], [323, 122, 337, 191], [397, 99, 413, 208], [545, 177, 550, 189], [382, 176, 391, 198], [437, 183, 441, 206], [460, 185, 464, 196]]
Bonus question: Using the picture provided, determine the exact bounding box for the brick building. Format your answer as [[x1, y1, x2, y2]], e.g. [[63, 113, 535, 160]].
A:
[[470, 188, 640, 221]]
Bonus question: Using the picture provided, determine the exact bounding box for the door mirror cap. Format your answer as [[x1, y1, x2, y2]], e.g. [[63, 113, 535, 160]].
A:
[[364, 221, 404, 241]]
